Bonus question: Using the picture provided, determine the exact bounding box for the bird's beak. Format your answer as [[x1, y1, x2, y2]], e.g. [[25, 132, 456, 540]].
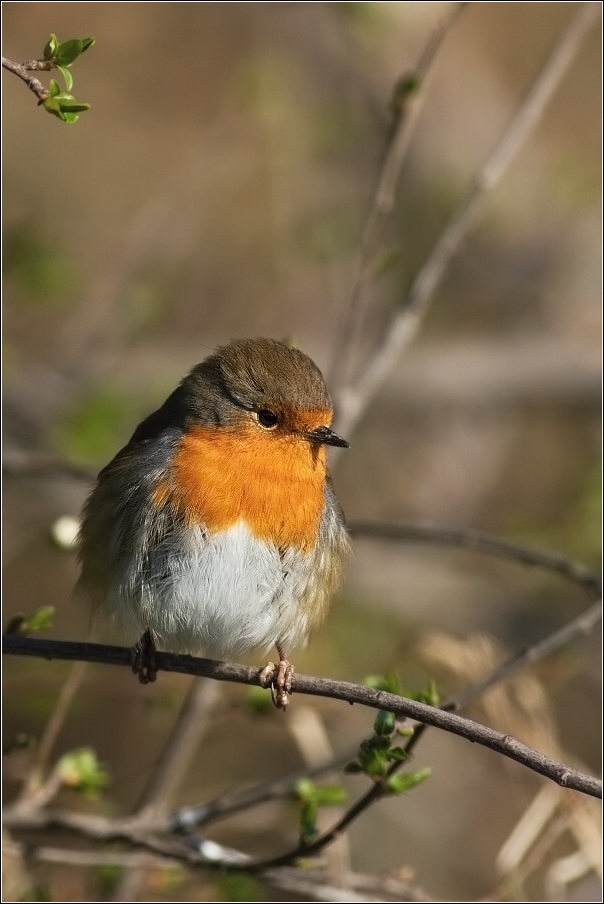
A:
[[304, 425, 349, 448]]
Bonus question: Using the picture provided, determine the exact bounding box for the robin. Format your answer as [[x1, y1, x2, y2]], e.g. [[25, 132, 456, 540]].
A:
[[76, 338, 349, 709]]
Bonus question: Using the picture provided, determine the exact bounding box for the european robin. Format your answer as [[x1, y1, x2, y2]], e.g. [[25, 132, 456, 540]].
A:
[[77, 338, 349, 709]]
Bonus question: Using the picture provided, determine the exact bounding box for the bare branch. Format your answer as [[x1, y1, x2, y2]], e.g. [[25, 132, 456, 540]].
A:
[[448, 600, 602, 712], [333, 1, 601, 441], [348, 521, 602, 595], [2, 448, 95, 481], [330, 1, 468, 390], [2, 839, 177, 871], [18, 661, 87, 803], [2, 56, 50, 102], [168, 752, 352, 832], [111, 677, 220, 900], [134, 678, 221, 820], [3, 636, 601, 798]]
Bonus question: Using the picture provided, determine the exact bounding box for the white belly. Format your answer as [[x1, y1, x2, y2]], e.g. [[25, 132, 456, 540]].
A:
[[109, 521, 316, 656]]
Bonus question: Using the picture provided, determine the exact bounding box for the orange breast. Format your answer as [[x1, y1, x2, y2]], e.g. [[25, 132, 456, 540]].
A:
[[164, 424, 328, 551]]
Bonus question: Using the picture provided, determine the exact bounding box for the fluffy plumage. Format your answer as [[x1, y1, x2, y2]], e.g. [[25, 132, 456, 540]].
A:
[[77, 339, 349, 661]]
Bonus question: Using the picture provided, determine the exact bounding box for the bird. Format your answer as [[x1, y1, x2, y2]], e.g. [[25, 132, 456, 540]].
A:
[[76, 338, 349, 709]]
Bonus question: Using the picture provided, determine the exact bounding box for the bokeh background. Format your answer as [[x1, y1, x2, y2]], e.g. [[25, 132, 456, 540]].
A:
[[3, 2, 601, 902]]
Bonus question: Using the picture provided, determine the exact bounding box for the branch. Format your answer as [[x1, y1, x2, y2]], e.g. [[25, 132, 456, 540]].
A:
[[111, 677, 220, 900], [446, 599, 602, 712], [18, 661, 87, 803], [3, 840, 431, 903], [2, 56, 50, 102], [168, 753, 353, 832], [169, 598, 600, 833], [3, 636, 601, 799], [348, 521, 602, 595], [2, 448, 95, 481], [330, 1, 468, 390], [333, 1, 601, 440]]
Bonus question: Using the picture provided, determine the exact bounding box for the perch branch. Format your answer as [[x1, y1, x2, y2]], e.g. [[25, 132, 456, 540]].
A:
[[3, 636, 600, 799]]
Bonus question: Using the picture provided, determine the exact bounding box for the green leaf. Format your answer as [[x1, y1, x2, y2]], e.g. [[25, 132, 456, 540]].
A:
[[397, 724, 415, 737], [315, 784, 348, 806], [359, 747, 389, 778], [374, 710, 396, 736], [385, 746, 408, 763], [365, 672, 400, 695], [344, 761, 364, 773], [58, 98, 91, 113], [56, 65, 73, 92], [23, 606, 55, 634], [5, 606, 55, 636], [414, 680, 439, 708], [48, 79, 61, 98], [299, 798, 318, 842], [57, 747, 108, 797], [54, 39, 85, 67], [43, 34, 59, 60], [294, 778, 317, 802], [43, 98, 66, 121], [386, 767, 431, 796], [80, 37, 95, 53]]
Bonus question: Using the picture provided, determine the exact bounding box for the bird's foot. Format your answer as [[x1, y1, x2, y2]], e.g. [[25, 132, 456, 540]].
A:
[[259, 655, 294, 710], [131, 629, 157, 684]]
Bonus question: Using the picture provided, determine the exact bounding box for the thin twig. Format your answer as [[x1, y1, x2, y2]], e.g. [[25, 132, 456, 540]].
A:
[[3, 636, 601, 798], [18, 661, 88, 803], [134, 678, 221, 820], [2, 839, 178, 871], [2, 57, 50, 102], [348, 521, 602, 595], [111, 677, 221, 901], [332, 1, 601, 441], [330, 1, 468, 390], [449, 600, 602, 711], [2, 448, 96, 481], [168, 752, 353, 832]]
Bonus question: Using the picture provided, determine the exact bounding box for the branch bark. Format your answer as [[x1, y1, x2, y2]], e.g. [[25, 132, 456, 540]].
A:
[[3, 635, 601, 799], [2, 56, 50, 102]]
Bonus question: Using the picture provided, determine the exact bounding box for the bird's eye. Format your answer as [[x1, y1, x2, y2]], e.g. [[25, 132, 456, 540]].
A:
[[257, 409, 278, 428]]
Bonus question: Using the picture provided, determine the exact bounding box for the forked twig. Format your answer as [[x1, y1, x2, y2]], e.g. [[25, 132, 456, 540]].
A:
[[333, 2, 600, 441], [331, 1, 468, 390]]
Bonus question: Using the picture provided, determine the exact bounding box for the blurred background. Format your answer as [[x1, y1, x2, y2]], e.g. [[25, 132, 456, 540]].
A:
[[3, 2, 601, 902]]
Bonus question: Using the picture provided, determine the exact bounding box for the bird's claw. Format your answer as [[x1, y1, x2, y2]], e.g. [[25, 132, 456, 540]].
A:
[[259, 657, 294, 710], [131, 630, 157, 684]]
